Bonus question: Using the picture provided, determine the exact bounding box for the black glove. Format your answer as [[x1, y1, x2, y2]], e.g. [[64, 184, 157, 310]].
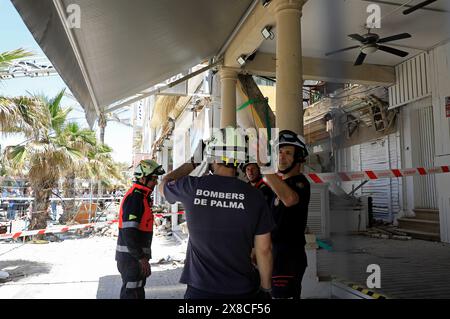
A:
[[139, 258, 151, 278]]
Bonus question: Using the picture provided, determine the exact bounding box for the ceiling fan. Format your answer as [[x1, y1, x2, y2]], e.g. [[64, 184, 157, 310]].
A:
[[403, 0, 438, 15], [325, 32, 412, 66]]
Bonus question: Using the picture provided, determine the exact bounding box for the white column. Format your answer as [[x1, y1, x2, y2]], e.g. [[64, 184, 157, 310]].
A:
[[219, 67, 238, 128], [273, 0, 305, 135]]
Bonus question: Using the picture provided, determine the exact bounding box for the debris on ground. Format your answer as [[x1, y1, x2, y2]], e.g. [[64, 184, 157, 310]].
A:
[[154, 216, 173, 237], [152, 255, 185, 269], [31, 240, 49, 245], [0, 224, 8, 235], [361, 226, 412, 240], [45, 233, 63, 243], [90, 222, 118, 238], [0, 272, 25, 283], [179, 222, 188, 235], [0, 271, 10, 281]]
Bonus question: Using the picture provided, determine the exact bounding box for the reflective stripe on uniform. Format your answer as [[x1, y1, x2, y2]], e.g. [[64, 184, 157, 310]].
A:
[[126, 280, 144, 289], [116, 245, 129, 253], [121, 221, 139, 229], [116, 245, 151, 255]]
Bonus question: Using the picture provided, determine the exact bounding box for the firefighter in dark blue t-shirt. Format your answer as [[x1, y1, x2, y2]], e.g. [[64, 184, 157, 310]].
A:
[[158, 128, 275, 299], [262, 130, 311, 299]]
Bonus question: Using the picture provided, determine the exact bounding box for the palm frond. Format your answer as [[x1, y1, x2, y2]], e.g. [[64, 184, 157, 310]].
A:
[[4, 145, 28, 169], [0, 96, 47, 137], [49, 89, 71, 132], [0, 97, 19, 132], [0, 48, 33, 69]]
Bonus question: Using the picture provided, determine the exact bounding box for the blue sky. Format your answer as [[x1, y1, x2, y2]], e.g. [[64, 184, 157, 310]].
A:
[[0, 0, 133, 164]]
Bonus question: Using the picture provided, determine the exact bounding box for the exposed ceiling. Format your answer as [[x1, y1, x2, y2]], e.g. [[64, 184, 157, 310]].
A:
[[259, 0, 450, 66]]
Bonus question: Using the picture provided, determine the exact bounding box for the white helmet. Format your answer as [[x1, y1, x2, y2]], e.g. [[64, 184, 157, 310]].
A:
[[205, 127, 248, 168], [275, 130, 309, 162]]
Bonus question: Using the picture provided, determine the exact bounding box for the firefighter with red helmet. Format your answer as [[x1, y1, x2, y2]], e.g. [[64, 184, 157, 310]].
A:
[[115, 159, 165, 299]]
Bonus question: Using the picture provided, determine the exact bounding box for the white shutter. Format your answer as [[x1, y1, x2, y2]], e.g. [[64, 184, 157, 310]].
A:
[[360, 135, 401, 221], [307, 184, 330, 238], [389, 53, 431, 109], [412, 105, 438, 208]]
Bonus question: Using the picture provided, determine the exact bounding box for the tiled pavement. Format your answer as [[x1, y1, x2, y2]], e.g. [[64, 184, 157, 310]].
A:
[[97, 268, 185, 299], [317, 234, 450, 299], [0, 234, 187, 299], [2, 229, 450, 299]]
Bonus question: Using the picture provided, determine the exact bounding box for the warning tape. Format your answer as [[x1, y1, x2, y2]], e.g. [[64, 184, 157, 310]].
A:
[[0, 220, 118, 241], [0, 212, 187, 240], [306, 165, 450, 184], [0, 196, 123, 201], [154, 211, 185, 218]]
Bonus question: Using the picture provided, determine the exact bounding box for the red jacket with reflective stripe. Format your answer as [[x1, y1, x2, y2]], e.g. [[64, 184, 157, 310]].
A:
[[119, 183, 154, 232], [116, 183, 154, 262]]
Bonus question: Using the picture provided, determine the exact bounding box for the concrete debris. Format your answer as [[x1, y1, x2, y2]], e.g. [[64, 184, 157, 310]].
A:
[[157, 255, 172, 264], [90, 223, 118, 238], [45, 233, 63, 242], [31, 240, 49, 244], [155, 216, 172, 237], [362, 227, 412, 240], [392, 235, 413, 241], [179, 222, 188, 235], [0, 224, 8, 235], [154, 255, 184, 266], [0, 271, 10, 280]]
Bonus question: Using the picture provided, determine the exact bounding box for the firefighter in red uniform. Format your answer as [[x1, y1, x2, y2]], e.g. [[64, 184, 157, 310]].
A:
[[115, 159, 165, 299]]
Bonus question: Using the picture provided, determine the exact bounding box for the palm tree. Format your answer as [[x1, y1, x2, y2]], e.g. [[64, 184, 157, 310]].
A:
[[0, 49, 34, 132], [59, 142, 123, 224], [86, 143, 121, 182], [3, 89, 85, 230], [59, 122, 96, 224], [1, 49, 124, 228]]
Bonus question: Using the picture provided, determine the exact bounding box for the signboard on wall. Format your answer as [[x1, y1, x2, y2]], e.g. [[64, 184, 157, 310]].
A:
[[446, 96, 450, 118]]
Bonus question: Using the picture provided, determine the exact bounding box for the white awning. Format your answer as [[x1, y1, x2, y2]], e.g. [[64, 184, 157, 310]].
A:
[[12, 0, 254, 127]]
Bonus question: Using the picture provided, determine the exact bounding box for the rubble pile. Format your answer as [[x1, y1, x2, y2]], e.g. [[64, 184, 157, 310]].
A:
[[153, 255, 185, 269], [362, 226, 412, 240], [0, 223, 8, 235], [0, 271, 10, 282], [179, 222, 188, 235], [91, 222, 119, 238], [154, 216, 172, 237]]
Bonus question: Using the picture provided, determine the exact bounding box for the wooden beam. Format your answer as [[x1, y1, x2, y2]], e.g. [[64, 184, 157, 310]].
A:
[[242, 52, 396, 86], [237, 74, 276, 129]]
